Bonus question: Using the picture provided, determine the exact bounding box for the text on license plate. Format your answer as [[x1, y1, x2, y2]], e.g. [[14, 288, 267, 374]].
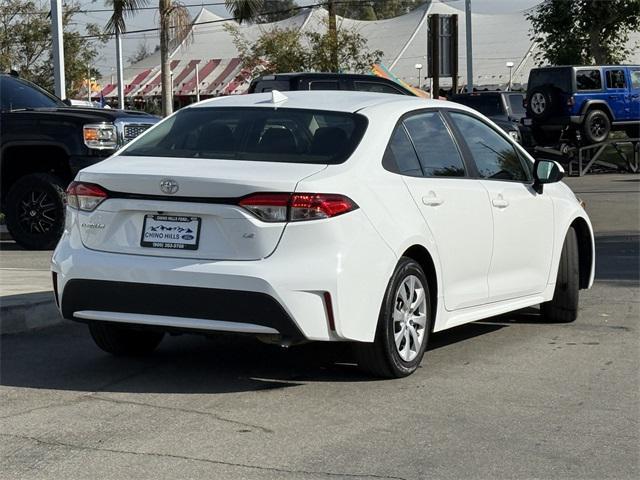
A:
[[140, 215, 201, 250]]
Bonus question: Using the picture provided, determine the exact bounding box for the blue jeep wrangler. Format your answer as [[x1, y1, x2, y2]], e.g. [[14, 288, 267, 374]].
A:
[[524, 65, 640, 145]]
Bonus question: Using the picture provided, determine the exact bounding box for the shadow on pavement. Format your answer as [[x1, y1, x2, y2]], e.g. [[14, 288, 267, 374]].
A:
[[595, 233, 639, 283], [0, 319, 507, 394], [2, 230, 634, 395]]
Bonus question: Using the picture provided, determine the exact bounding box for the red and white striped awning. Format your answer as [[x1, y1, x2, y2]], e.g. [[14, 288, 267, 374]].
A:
[[98, 58, 251, 99]]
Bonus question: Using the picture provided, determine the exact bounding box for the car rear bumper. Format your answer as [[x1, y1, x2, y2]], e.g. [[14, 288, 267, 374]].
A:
[[52, 209, 396, 342], [61, 279, 305, 340]]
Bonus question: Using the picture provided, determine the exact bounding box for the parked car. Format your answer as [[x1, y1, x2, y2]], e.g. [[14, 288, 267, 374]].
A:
[[52, 91, 595, 378], [0, 73, 159, 249], [248, 72, 417, 96], [524, 65, 640, 145], [450, 91, 534, 146]]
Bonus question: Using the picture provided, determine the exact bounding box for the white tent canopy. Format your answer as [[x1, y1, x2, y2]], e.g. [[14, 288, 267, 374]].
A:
[[100, 0, 640, 98]]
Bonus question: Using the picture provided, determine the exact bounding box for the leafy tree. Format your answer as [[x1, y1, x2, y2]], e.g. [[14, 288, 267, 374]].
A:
[[256, 0, 299, 23], [526, 0, 640, 65], [0, 0, 106, 97], [336, 0, 425, 20], [227, 20, 383, 77], [127, 41, 152, 64]]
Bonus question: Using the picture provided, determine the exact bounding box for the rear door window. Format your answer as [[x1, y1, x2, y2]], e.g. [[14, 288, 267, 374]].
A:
[[605, 70, 626, 89], [122, 107, 367, 165], [354, 81, 405, 95], [576, 69, 602, 91], [631, 69, 640, 89], [403, 111, 466, 177], [308, 81, 340, 91], [448, 111, 529, 182]]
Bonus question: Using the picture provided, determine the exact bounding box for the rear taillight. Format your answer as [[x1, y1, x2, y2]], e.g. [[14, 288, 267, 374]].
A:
[[239, 193, 358, 222], [567, 96, 575, 107], [66, 181, 108, 212]]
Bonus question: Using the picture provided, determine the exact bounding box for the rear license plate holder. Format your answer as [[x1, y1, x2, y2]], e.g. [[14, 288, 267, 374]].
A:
[[140, 215, 201, 250]]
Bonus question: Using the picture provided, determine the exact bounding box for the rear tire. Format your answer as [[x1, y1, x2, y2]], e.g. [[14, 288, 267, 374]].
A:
[[581, 109, 611, 144], [355, 257, 431, 378], [541, 227, 579, 323], [88, 322, 164, 356], [5, 173, 67, 250]]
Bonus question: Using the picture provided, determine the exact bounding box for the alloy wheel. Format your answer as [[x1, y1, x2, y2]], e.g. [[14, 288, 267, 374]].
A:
[[531, 92, 546, 115], [18, 189, 58, 234], [393, 275, 428, 362]]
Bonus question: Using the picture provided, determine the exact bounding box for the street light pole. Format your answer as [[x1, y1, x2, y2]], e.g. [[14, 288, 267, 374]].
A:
[[506, 61, 514, 91], [465, 0, 473, 93], [415, 63, 423, 89], [51, 0, 65, 99], [115, 28, 125, 109]]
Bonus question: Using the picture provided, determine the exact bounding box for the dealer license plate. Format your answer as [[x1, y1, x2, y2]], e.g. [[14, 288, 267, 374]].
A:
[[140, 215, 201, 250]]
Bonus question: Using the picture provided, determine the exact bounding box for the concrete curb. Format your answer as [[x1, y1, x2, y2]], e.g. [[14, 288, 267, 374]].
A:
[[0, 291, 63, 335]]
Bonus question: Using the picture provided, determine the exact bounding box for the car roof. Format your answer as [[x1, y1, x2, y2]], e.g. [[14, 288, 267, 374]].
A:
[[190, 91, 485, 122], [192, 90, 439, 114], [255, 72, 395, 81]]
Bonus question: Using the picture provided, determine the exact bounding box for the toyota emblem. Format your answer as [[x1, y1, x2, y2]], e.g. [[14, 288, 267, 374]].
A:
[[159, 179, 179, 195]]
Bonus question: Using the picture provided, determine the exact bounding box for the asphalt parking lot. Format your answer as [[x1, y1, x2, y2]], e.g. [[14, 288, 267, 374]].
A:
[[1, 173, 638, 480]]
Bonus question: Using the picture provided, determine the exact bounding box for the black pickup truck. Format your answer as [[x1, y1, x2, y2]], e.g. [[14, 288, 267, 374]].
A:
[[0, 73, 159, 249]]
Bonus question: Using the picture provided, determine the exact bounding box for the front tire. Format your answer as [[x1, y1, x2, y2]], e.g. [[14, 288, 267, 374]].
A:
[[355, 257, 431, 378], [88, 322, 164, 356], [541, 227, 579, 323]]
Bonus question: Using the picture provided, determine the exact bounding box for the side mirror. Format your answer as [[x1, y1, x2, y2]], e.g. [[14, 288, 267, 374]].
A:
[[62, 98, 72, 106], [533, 159, 564, 194]]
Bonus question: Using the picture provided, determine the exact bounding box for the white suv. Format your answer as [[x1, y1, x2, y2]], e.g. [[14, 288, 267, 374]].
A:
[[52, 91, 595, 378]]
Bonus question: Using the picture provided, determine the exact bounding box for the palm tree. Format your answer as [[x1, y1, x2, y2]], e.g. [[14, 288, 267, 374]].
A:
[[106, 0, 149, 109], [159, 1, 193, 116]]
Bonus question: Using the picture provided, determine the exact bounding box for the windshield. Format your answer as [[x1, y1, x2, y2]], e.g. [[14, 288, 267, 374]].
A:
[[0, 76, 64, 111], [451, 95, 503, 116], [507, 94, 525, 116], [122, 107, 368, 165]]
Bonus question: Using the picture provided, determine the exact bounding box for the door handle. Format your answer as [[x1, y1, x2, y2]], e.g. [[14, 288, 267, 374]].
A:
[[422, 192, 444, 207], [492, 195, 509, 208]]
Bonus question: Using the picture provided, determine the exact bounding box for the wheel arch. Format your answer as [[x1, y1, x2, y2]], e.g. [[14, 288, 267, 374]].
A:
[[580, 100, 614, 121], [569, 216, 595, 290], [401, 244, 439, 330]]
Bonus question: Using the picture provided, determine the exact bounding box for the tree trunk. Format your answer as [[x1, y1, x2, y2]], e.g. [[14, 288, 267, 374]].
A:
[[160, 0, 173, 116], [588, 27, 606, 64], [327, 0, 338, 72]]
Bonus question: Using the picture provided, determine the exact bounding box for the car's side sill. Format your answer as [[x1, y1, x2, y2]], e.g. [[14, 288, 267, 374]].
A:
[[73, 310, 280, 335], [434, 294, 547, 332]]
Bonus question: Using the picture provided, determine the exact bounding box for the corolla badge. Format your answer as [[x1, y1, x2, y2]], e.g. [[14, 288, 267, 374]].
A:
[[159, 179, 179, 195]]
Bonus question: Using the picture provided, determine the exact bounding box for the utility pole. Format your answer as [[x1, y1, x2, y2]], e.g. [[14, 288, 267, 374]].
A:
[[195, 62, 200, 102], [51, 0, 66, 99], [87, 64, 91, 102], [327, 0, 338, 72], [465, 0, 473, 93], [115, 27, 125, 109]]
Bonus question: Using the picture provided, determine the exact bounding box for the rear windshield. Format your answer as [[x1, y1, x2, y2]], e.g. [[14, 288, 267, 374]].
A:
[[528, 68, 572, 93], [122, 107, 368, 164], [451, 94, 503, 116]]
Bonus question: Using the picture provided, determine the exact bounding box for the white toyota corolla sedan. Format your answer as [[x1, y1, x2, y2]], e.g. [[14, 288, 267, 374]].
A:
[[51, 91, 595, 378]]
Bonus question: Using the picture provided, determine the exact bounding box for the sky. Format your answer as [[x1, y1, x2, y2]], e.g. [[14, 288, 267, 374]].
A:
[[71, 0, 542, 79]]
